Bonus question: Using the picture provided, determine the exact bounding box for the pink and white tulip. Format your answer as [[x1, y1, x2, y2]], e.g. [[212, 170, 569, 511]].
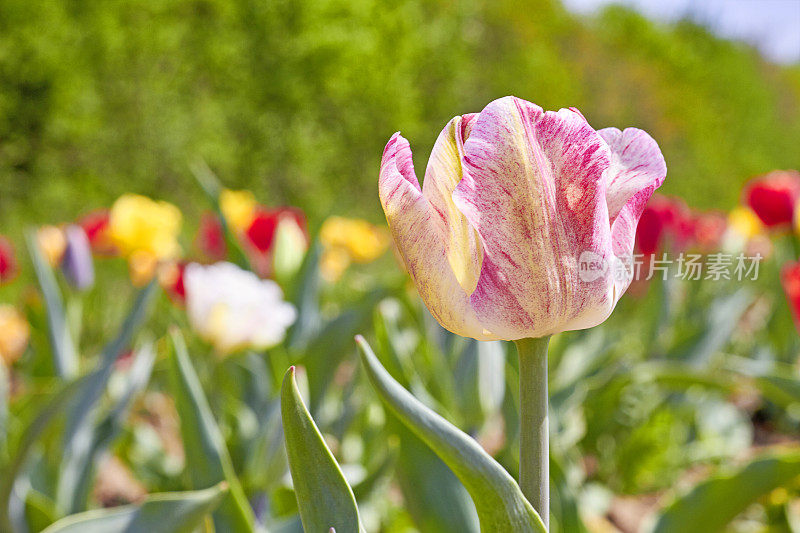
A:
[[379, 96, 666, 340]]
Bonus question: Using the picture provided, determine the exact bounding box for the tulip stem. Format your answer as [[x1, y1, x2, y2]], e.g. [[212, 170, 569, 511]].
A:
[[515, 336, 550, 529]]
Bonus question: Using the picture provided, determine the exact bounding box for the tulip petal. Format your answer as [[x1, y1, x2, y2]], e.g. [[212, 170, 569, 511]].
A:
[[379, 133, 492, 339], [600, 127, 667, 223], [453, 97, 613, 339], [422, 114, 483, 294], [599, 128, 667, 293]]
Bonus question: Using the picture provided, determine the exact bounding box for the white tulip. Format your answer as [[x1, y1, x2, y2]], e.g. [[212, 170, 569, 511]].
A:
[[184, 262, 296, 355]]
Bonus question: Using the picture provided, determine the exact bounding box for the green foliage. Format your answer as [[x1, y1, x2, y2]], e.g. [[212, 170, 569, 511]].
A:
[[41, 483, 227, 533], [651, 450, 800, 533], [356, 335, 547, 532], [167, 329, 256, 533], [280, 366, 364, 533]]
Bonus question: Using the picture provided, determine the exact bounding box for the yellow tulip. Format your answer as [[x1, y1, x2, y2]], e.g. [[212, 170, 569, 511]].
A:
[[109, 194, 182, 260], [728, 206, 763, 240], [220, 189, 257, 233], [0, 305, 30, 365], [37, 225, 66, 266], [319, 217, 389, 280]]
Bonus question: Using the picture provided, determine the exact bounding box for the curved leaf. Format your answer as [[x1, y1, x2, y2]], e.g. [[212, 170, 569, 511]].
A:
[[26, 229, 78, 379], [57, 281, 157, 514], [355, 336, 546, 533], [168, 329, 256, 533], [394, 423, 479, 533], [651, 449, 800, 533], [41, 483, 228, 533], [0, 377, 86, 532], [280, 367, 363, 533]]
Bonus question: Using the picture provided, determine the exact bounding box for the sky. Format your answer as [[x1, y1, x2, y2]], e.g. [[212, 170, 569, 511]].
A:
[[562, 0, 800, 64]]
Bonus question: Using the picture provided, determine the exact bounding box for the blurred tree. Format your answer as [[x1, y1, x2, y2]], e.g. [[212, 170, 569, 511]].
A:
[[0, 0, 798, 233]]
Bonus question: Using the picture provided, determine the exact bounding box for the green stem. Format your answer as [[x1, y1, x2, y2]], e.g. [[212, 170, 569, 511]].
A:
[[515, 336, 550, 529]]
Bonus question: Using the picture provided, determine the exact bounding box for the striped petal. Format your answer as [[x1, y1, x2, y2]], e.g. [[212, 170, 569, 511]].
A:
[[600, 128, 667, 295], [422, 114, 483, 294], [453, 97, 614, 340], [379, 133, 492, 340]]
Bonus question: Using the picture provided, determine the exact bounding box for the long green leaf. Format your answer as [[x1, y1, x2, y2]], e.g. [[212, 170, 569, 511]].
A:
[[651, 449, 800, 533], [286, 241, 322, 350], [302, 289, 385, 414], [26, 230, 78, 379], [69, 342, 156, 512], [0, 377, 86, 532], [41, 483, 228, 533], [168, 329, 256, 533], [280, 366, 364, 533], [394, 423, 479, 533], [356, 336, 546, 532], [56, 281, 157, 514]]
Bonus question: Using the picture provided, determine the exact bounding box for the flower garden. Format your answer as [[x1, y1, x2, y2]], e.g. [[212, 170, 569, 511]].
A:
[[0, 2, 799, 533]]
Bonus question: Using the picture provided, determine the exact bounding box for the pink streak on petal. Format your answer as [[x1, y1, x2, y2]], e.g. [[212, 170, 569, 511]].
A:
[[379, 133, 495, 340], [453, 97, 615, 339]]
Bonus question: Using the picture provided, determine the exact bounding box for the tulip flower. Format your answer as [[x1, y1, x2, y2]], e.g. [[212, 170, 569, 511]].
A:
[[78, 209, 117, 255], [692, 211, 727, 253], [743, 170, 800, 228], [109, 194, 182, 260], [159, 261, 187, 304], [781, 261, 800, 333], [220, 189, 257, 234], [0, 305, 30, 365], [379, 97, 666, 341], [723, 207, 771, 258], [319, 216, 390, 281], [244, 207, 308, 278], [196, 212, 228, 261], [0, 236, 17, 285], [183, 262, 296, 355], [245, 207, 305, 253], [109, 194, 182, 284], [378, 96, 666, 524], [37, 225, 66, 267], [61, 225, 95, 290], [635, 195, 693, 257]]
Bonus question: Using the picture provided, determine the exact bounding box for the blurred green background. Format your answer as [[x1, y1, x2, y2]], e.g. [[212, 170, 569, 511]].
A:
[[1, 0, 799, 235]]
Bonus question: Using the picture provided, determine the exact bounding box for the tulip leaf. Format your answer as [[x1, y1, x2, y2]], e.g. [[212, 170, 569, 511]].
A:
[[57, 281, 157, 514], [26, 229, 78, 379], [67, 341, 156, 513], [356, 336, 546, 533], [650, 449, 800, 533], [286, 241, 322, 350], [25, 487, 58, 533], [0, 377, 86, 532], [168, 329, 256, 533], [301, 289, 386, 414], [394, 423, 479, 533], [280, 367, 364, 533], [41, 483, 228, 533]]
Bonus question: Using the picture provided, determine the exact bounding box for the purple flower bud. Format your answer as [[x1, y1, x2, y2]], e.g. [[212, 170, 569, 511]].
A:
[[61, 225, 94, 290]]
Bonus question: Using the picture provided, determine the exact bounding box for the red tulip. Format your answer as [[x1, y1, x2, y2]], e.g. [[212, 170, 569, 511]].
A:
[[635, 195, 693, 256], [781, 261, 800, 333], [159, 261, 187, 305], [77, 209, 117, 255], [692, 211, 727, 253], [743, 170, 800, 228], [196, 212, 227, 261], [0, 236, 17, 284], [245, 207, 307, 254]]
